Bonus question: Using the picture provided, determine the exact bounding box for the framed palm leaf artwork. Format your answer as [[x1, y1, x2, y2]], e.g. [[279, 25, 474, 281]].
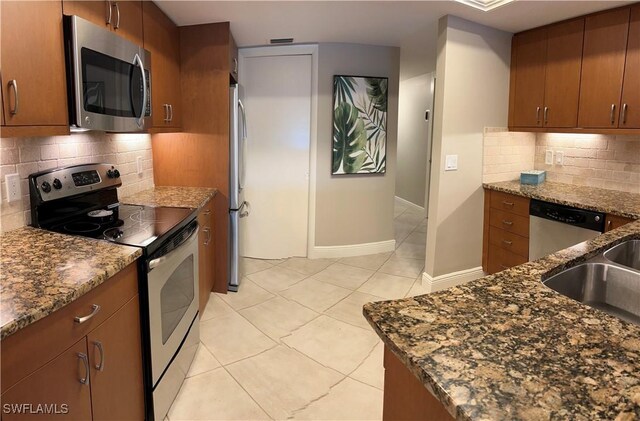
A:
[[332, 75, 388, 175]]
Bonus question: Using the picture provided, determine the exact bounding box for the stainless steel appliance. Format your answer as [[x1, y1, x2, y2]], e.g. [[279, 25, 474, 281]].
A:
[[29, 164, 198, 421], [63, 15, 151, 132], [229, 83, 249, 291], [529, 199, 605, 261]]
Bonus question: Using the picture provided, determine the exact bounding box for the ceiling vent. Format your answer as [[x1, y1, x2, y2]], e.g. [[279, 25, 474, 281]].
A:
[[454, 0, 516, 12], [270, 38, 294, 44]]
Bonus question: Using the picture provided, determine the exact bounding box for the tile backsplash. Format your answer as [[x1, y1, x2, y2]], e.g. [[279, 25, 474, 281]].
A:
[[0, 133, 154, 233], [483, 128, 640, 194]]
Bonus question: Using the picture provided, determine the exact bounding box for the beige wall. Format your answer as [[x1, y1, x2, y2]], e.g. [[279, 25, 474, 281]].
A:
[[0, 133, 154, 233], [482, 128, 536, 183], [395, 73, 434, 208], [426, 16, 512, 277], [315, 43, 400, 247]]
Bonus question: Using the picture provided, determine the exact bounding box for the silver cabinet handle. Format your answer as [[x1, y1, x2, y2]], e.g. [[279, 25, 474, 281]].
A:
[[502, 240, 513, 246], [113, 2, 120, 29], [203, 209, 211, 216], [169, 104, 173, 122], [232, 57, 238, 75], [502, 220, 513, 226], [203, 227, 211, 246], [78, 353, 90, 385], [610, 104, 616, 125], [543, 106, 548, 125], [106, 0, 112, 25], [536, 106, 541, 124], [133, 53, 147, 128], [8, 80, 18, 115], [74, 304, 100, 324], [93, 341, 105, 371], [621, 103, 628, 125], [163, 104, 169, 122], [502, 201, 514, 207]]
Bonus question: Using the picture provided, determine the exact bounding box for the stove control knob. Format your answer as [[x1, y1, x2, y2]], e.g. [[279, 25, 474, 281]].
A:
[[113, 169, 120, 178], [41, 181, 51, 193], [106, 169, 114, 178], [52, 178, 62, 190]]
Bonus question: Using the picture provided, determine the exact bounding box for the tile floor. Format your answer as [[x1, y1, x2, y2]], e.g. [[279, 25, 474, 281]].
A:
[[167, 203, 428, 421]]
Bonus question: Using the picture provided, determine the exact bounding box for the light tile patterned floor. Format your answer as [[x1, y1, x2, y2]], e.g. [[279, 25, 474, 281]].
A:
[[167, 204, 427, 421]]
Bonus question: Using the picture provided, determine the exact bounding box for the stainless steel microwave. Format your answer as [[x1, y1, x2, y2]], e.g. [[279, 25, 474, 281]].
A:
[[63, 15, 151, 132]]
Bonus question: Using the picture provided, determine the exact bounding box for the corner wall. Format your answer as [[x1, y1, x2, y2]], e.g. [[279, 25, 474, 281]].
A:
[[314, 43, 400, 249], [425, 16, 512, 278]]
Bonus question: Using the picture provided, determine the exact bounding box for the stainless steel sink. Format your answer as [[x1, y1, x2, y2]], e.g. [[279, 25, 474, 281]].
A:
[[543, 262, 640, 326], [604, 240, 640, 271]]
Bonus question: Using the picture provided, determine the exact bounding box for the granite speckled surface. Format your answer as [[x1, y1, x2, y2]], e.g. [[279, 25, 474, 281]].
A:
[[0, 227, 142, 340], [483, 180, 640, 219], [364, 220, 640, 421], [123, 186, 217, 210]]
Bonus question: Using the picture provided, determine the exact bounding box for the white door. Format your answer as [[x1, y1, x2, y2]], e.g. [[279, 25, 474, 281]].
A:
[[240, 53, 312, 259]]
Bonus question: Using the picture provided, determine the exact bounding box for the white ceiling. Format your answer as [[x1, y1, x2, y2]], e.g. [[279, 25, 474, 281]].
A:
[[155, 0, 634, 80]]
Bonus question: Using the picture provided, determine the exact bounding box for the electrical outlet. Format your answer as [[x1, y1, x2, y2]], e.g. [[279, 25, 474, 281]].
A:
[[545, 150, 554, 165], [555, 151, 564, 166], [445, 155, 458, 171], [136, 156, 143, 175], [5, 173, 21, 202]]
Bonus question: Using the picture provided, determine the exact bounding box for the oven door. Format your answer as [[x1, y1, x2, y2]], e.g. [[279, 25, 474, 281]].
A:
[[65, 15, 151, 132], [147, 226, 199, 386]]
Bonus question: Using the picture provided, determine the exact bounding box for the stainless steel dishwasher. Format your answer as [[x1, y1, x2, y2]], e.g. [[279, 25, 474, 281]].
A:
[[529, 199, 606, 261]]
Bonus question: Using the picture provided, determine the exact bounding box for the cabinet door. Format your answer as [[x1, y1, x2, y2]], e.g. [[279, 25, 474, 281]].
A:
[[605, 214, 635, 232], [1, 1, 68, 127], [511, 28, 547, 127], [143, 1, 182, 129], [1, 339, 92, 421], [198, 204, 213, 313], [87, 296, 145, 421], [543, 19, 584, 128], [620, 5, 640, 129], [111, 0, 143, 46], [578, 7, 630, 128], [62, 1, 112, 29]]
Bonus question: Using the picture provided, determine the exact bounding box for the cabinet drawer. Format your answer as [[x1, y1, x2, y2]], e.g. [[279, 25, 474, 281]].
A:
[[490, 190, 530, 217], [487, 247, 528, 275], [1, 263, 138, 394], [489, 209, 530, 238], [489, 226, 529, 258]]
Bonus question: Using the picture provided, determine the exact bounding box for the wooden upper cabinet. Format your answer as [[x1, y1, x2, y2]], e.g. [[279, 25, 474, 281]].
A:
[[510, 28, 547, 127], [142, 1, 182, 129], [578, 7, 630, 128], [62, 0, 143, 45], [620, 5, 640, 129], [1, 1, 68, 128], [543, 19, 584, 128]]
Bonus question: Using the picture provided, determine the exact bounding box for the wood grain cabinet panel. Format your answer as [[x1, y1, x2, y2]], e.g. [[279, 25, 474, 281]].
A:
[[62, 1, 112, 29], [605, 214, 635, 232], [1, 339, 92, 421], [489, 190, 530, 217], [487, 247, 528, 275], [142, 1, 182, 130], [489, 226, 529, 259], [510, 28, 547, 127], [578, 7, 630, 128], [489, 209, 529, 238], [198, 200, 214, 313], [63, 0, 143, 45], [543, 19, 584, 128], [1, 1, 68, 130], [620, 5, 640, 129]]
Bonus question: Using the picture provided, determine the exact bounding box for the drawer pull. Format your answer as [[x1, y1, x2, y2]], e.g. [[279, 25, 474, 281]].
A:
[[93, 341, 105, 371], [74, 304, 101, 324], [502, 220, 513, 226], [78, 353, 89, 385], [502, 240, 513, 246], [203, 227, 212, 246], [203, 210, 211, 216], [502, 201, 514, 207]]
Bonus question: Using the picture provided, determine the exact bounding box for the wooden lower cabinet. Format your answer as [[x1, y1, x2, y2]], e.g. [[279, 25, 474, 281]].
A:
[[198, 198, 215, 313], [382, 346, 453, 421], [605, 214, 635, 232], [0, 263, 144, 420]]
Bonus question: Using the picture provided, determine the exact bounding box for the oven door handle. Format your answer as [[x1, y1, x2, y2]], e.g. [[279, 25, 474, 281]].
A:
[[148, 228, 199, 271]]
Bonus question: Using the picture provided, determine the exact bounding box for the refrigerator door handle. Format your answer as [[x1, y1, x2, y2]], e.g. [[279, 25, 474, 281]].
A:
[[239, 201, 250, 218], [238, 99, 248, 193]]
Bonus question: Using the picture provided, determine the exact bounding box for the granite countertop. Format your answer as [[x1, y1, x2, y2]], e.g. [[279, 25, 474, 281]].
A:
[[364, 220, 640, 420], [123, 186, 217, 210], [483, 180, 640, 219], [0, 227, 142, 340]]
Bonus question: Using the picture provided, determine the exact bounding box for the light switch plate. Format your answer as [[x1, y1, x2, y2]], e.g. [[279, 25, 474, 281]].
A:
[[545, 150, 553, 165], [445, 155, 458, 171], [5, 173, 21, 202], [555, 151, 564, 166]]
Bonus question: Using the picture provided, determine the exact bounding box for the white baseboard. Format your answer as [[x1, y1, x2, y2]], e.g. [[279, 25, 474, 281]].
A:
[[309, 239, 396, 259], [394, 196, 426, 216], [421, 267, 486, 293]]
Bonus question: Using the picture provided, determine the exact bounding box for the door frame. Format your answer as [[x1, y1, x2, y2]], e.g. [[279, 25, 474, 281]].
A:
[[238, 44, 319, 257]]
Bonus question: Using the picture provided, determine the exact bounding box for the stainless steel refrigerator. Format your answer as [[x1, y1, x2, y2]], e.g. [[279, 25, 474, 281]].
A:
[[229, 83, 248, 292]]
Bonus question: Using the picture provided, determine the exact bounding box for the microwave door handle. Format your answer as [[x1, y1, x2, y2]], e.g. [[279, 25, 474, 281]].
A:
[[133, 53, 147, 128]]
